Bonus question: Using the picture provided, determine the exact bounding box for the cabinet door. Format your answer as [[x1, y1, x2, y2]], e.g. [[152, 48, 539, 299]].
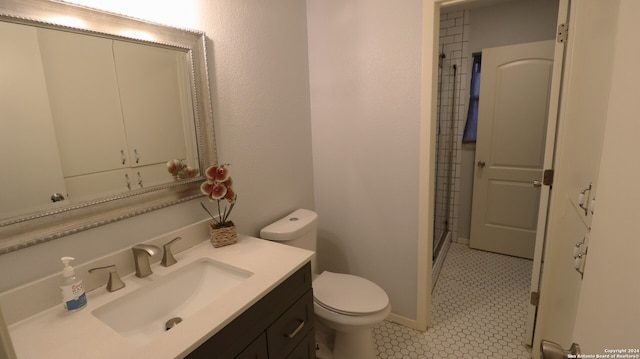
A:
[[286, 331, 317, 359], [113, 41, 189, 167], [0, 23, 66, 215], [38, 28, 128, 177], [64, 164, 171, 200], [64, 168, 132, 201], [235, 333, 268, 359]]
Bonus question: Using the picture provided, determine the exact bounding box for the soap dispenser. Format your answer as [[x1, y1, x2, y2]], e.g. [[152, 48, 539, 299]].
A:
[[60, 257, 87, 312]]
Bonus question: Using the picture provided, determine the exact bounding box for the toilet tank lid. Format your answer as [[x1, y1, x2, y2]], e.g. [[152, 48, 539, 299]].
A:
[[260, 209, 318, 241]]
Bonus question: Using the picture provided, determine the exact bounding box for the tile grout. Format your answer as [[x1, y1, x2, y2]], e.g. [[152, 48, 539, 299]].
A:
[[373, 243, 533, 358]]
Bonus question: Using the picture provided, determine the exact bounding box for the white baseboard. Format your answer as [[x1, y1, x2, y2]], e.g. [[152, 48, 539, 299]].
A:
[[386, 312, 427, 332]]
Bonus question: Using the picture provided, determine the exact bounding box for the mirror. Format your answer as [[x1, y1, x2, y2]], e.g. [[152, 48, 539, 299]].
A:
[[0, 0, 216, 254]]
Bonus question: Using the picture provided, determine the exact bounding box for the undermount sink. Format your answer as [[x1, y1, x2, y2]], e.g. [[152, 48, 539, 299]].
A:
[[92, 258, 252, 345]]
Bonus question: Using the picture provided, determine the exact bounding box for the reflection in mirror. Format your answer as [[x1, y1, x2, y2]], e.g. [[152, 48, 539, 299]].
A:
[[0, 0, 216, 254], [2, 22, 199, 219]]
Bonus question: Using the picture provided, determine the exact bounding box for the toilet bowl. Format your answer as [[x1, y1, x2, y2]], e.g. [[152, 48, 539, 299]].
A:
[[260, 209, 390, 359], [313, 271, 390, 359]]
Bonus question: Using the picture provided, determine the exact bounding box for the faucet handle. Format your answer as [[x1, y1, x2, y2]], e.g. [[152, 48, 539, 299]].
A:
[[88, 265, 126, 292], [161, 236, 182, 267]]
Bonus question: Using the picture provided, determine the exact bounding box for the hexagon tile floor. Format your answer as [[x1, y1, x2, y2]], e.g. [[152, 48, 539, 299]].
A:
[[372, 243, 533, 358]]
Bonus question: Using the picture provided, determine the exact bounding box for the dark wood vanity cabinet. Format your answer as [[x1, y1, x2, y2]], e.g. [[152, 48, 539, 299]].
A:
[[187, 262, 316, 359]]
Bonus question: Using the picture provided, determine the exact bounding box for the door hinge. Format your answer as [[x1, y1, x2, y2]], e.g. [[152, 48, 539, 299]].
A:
[[543, 169, 554, 186], [557, 23, 568, 43], [530, 291, 540, 306]]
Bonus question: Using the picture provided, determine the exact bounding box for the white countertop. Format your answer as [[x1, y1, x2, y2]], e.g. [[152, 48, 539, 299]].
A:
[[8, 235, 314, 359]]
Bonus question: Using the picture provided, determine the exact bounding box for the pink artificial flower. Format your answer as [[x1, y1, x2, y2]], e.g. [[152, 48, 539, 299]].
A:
[[200, 181, 212, 196], [205, 164, 230, 182], [210, 183, 228, 200], [201, 181, 227, 200], [200, 162, 237, 225]]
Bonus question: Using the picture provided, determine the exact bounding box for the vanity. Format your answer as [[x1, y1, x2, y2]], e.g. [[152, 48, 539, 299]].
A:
[[6, 232, 316, 358]]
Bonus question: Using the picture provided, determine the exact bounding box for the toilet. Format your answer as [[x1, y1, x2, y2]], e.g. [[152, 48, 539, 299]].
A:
[[260, 209, 390, 359]]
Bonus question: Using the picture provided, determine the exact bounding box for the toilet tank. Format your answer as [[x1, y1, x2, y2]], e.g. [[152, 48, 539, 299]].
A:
[[260, 209, 317, 271]]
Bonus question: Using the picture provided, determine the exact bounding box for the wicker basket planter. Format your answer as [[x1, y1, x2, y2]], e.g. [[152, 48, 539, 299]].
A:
[[209, 222, 237, 248]]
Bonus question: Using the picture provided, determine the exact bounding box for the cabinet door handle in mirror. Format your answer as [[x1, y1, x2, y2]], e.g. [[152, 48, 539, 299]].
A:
[[134, 149, 140, 164], [50, 193, 65, 202], [121, 149, 127, 165], [286, 320, 305, 339]]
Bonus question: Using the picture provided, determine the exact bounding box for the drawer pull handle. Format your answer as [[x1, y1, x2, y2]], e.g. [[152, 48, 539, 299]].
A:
[[286, 320, 305, 339]]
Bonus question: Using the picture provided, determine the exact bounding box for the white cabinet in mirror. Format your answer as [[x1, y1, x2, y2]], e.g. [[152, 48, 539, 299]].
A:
[[0, 0, 216, 254], [2, 22, 198, 217]]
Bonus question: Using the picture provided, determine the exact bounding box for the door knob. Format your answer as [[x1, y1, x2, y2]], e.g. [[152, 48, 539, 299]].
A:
[[477, 161, 486, 168], [540, 340, 581, 359], [533, 180, 542, 187]]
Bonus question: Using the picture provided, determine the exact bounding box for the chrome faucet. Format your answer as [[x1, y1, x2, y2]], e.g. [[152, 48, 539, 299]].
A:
[[88, 264, 126, 292], [132, 244, 160, 278]]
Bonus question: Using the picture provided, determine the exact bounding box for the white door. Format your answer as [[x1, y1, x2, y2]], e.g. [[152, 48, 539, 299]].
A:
[[572, 1, 640, 350], [541, 1, 639, 353], [570, 39, 640, 350], [533, 0, 623, 356], [470, 40, 555, 259]]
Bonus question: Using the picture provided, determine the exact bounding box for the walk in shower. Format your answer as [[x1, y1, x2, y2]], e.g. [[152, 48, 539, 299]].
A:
[[433, 48, 456, 263], [433, 9, 470, 285]]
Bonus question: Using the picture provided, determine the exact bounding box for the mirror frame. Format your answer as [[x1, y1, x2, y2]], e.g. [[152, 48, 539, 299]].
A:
[[0, 0, 216, 254]]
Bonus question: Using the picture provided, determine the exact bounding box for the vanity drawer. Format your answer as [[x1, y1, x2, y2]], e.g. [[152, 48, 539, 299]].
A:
[[266, 290, 314, 358]]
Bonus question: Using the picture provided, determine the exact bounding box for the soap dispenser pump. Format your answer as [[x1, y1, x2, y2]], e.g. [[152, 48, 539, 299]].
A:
[[60, 257, 87, 312]]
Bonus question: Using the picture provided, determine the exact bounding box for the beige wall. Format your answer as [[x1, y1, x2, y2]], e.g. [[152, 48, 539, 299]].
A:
[[0, 0, 315, 292]]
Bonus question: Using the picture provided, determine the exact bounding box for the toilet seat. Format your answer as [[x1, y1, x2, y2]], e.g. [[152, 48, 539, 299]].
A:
[[313, 271, 389, 316]]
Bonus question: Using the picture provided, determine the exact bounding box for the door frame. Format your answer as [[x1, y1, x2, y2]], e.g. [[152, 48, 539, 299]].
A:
[[524, 0, 569, 345], [415, 0, 567, 336]]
